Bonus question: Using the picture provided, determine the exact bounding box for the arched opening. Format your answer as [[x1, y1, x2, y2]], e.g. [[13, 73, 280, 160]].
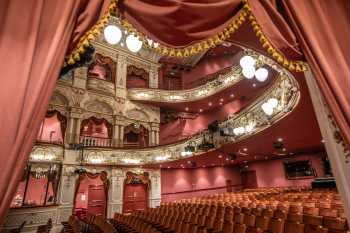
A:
[[80, 117, 113, 147], [123, 172, 150, 213], [73, 171, 109, 219], [37, 110, 66, 144], [123, 123, 149, 148], [88, 53, 116, 82], [126, 65, 149, 88]]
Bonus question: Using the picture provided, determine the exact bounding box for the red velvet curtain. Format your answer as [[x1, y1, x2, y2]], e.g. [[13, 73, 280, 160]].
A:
[[279, 0, 350, 147], [118, 0, 243, 47], [0, 0, 110, 223]]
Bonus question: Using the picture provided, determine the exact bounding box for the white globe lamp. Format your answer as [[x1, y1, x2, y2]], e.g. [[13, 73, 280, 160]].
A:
[[255, 67, 269, 82], [103, 25, 122, 45], [239, 55, 256, 69], [268, 98, 278, 109], [261, 102, 274, 116], [242, 66, 256, 79], [126, 34, 143, 53]]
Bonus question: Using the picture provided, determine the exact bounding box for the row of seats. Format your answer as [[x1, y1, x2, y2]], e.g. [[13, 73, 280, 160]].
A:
[[114, 188, 348, 233], [62, 214, 116, 233]]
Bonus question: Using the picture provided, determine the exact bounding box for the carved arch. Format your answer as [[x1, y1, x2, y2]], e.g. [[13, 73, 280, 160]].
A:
[[84, 99, 114, 115], [50, 91, 69, 106], [125, 108, 150, 122]]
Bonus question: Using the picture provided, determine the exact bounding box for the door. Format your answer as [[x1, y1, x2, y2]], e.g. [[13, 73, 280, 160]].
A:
[[123, 184, 148, 213], [241, 170, 258, 189], [87, 185, 106, 217]]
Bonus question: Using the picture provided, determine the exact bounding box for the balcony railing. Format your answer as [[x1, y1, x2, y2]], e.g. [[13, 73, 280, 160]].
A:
[[79, 136, 112, 147]]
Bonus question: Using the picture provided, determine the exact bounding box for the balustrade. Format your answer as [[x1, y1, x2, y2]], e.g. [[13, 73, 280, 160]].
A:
[[79, 136, 112, 147]]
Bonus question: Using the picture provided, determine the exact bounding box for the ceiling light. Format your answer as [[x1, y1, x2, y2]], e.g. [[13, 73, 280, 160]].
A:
[[219, 102, 223, 105], [268, 98, 278, 108], [261, 102, 274, 116], [252, 83, 257, 87], [218, 155, 223, 158], [153, 42, 159, 48], [155, 155, 170, 161], [122, 158, 140, 164], [230, 94, 234, 98], [255, 67, 269, 82], [126, 34, 143, 53], [220, 98, 224, 102], [208, 102, 212, 106], [243, 148, 248, 152], [245, 124, 254, 132], [233, 127, 245, 135], [104, 25, 122, 45], [199, 109, 203, 112], [185, 107, 189, 111], [240, 55, 256, 69], [242, 66, 256, 79], [147, 38, 153, 47]]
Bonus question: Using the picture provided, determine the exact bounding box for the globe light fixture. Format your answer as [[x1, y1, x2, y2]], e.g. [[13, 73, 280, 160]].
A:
[[268, 98, 278, 108], [242, 66, 256, 79], [261, 102, 274, 116], [126, 34, 143, 53], [103, 25, 122, 45], [255, 67, 269, 82], [239, 55, 256, 69]]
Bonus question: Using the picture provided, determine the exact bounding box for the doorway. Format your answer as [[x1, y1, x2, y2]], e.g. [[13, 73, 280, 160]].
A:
[[123, 184, 148, 213], [241, 170, 258, 189], [73, 172, 108, 219], [122, 171, 150, 213]]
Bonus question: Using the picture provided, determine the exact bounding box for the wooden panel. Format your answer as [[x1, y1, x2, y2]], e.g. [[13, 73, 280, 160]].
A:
[[123, 184, 148, 213], [87, 185, 106, 217]]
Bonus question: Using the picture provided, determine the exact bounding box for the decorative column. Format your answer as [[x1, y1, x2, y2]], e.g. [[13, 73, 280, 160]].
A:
[[65, 116, 75, 144], [113, 115, 124, 147], [73, 66, 88, 89], [155, 130, 159, 145], [149, 123, 160, 146], [149, 170, 161, 208], [108, 169, 125, 217], [305, 69, 350, 223], [69, 108, 83, 144], [149, 130, 154, 146], [57, 166, 77, 223], [119, 124, 124, 147], [149, 66, 159, 88], [74, 118, 82, 144]]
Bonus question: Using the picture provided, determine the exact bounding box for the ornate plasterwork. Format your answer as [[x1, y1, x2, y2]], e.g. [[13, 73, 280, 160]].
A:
[[87, 78, 115, 96], [84, 98, 114, 115], [3, 207, 58, 229], [81, 49, 300, 165], [30, 144, 64, 162], [127, 66, 243, 103]]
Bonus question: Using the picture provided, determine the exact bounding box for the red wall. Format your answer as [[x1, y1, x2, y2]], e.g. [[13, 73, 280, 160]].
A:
[[159, 99, 244, 144], [183, 54, 238, 88], [161, 166, 241, 202], [37, 114, 63, 143], [247, 153, 325, 188], [160, 153, 325, 202]]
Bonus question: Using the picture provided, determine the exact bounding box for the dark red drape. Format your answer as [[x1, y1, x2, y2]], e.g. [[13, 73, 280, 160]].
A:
[[279, 0, 350, 147], [118, 0, 243, 47], [0, 0, 110, 223]]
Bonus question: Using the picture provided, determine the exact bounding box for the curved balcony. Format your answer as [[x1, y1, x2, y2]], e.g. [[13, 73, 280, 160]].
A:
[[127, 66, 244, 103], [82, 50, 300, 165]]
